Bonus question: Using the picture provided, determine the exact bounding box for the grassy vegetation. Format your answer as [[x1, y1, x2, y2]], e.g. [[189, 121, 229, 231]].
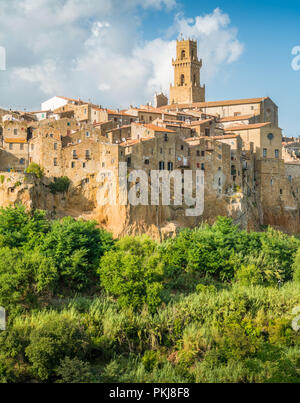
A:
[[0, 205, 299, 383]]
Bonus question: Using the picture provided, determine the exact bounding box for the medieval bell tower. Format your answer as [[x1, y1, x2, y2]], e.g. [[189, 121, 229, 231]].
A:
[[169, 39, 205, 105]]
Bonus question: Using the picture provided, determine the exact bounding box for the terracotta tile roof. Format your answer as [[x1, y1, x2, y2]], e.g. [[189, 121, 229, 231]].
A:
[[4, 138, 27, 143], [224, 122, 271, 131], [137, 106, 176, 116], [141, 124, 176, 133], [189, 119, 214, 126], [159, 97, 269, 110]]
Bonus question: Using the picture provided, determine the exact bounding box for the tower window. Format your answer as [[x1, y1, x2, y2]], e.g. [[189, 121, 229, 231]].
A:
[[275, 149, 279, 158], [193, 74, 196, 86], [181, 50, 185, 59], [180, 74, 185, 86], [159, 161, 165, 170], [263, 148, 267, 158]]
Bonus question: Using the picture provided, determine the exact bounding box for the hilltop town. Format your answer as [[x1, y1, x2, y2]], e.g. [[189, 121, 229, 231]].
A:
[[1, 38, 300, 238]]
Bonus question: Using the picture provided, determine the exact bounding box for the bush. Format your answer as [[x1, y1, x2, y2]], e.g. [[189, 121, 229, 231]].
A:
[[56, 357, 93, 383], [235, 264, 264, 286], [25, 162, 44, 179], [49, 177, 71, 194], [0, 205, 50, 249], [41, 217, 114, 291], [99, 236, 164, 312], [0, 248, 57, 309]]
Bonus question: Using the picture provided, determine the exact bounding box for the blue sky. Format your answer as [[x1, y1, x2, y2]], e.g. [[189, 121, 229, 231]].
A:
[[0, 0, 299, 135], [140, 0, 300, 136]]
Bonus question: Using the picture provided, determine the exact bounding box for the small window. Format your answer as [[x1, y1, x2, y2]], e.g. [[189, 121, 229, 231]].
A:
[[54, 158, 58, 166], [20, 144, 24, 150], [9, 144, 13, 150], [83, 162, 86, 168], [54, 143, 57, 150], [85, 150, 90, 159], [31, 144, 34, 151], [275, 149, 279, 158], [14, 129, 18, 135], [160, 148, 163, 154], [164, 133, 168, 142], [86, 131, 90, 137], [67, 122, 70, 126], [19, 158, 25, 165], [167, 162, 173, 171], [196, 150, 200, 157], [144, 159, 150, 165], [201, 151, 205, 157], [280, 189, 283, 195], [71, 161, 75, 168], [263, 148, 267, 158], [50, 133, 53, 138], [159, 161, 165, 170], [205, 128, 210, 137], [181, 145, 184, 151], [201, 163, 205, 171], [197, 163, 200, 168]]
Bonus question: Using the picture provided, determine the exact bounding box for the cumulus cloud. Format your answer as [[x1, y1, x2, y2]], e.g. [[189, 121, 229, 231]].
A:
[[0, 2, 243, 110]]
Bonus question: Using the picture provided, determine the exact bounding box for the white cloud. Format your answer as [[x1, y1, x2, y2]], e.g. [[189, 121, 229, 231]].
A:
[[0, 2, 243, 110]]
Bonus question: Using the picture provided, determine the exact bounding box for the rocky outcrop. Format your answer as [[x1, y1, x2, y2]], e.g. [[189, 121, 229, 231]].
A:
[[0, 172, 298, 239]]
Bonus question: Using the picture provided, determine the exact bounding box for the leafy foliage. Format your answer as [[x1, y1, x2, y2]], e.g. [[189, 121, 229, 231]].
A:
[[99, 236, 164, 312], [25, 162, 44, 179], [0, 208, 299, 383], [49, 177, 71, 194]]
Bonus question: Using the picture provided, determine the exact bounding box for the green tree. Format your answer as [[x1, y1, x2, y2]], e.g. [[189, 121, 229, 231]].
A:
[[41, 217, 114, 291], [0, 205, 50, 249], [0, 248, 57, 309], [25, 162, 44, 179], [49, 177, 71, 194], [25, 312, 90, 381], [99, 236, 164, 312], [56, 357, 93, 383]]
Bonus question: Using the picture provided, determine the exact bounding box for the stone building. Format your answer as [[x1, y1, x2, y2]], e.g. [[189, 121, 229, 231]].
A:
[[1, 38, 300, 236], [169, 39, 205, 104]]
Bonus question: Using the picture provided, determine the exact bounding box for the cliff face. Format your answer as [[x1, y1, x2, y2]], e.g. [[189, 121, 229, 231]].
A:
[[0, 172, 298, 239]]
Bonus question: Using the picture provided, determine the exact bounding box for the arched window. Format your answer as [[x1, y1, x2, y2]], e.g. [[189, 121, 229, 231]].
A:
[[193, 74, 197, 86], [167, 162, 173, 171], [180, 74, 185, 86], [19, 158, 25, 165], [159, 161, 165, 170], [181, 50, 185, 59]]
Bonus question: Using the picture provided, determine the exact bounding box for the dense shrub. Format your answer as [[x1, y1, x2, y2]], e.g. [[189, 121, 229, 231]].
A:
[[99, 236, 164, 312], [25, 162, 44, 179], [0, 207, 299, 383], [49, 177, 71, 194], [41, 217, 114, 291]]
